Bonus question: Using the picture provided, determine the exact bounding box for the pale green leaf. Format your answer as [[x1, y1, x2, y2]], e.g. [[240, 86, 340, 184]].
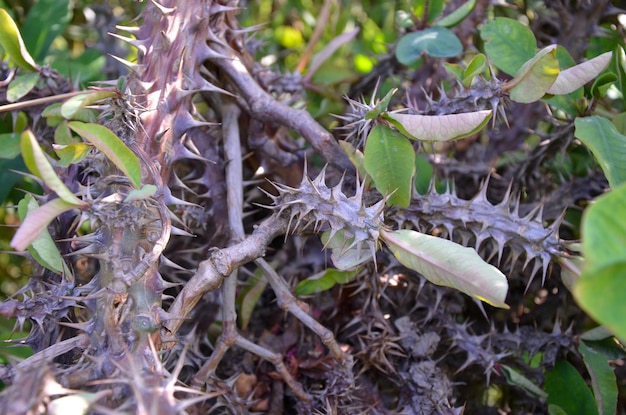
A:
[[321, 229, 374, 270], [386, 110, 492, 142], [365, 88, 397, 120], [579, 341, 618, 415], [53, 142, 92, 167], [21, 130, 84, 206], [548, 52, 612, 95], [68, 121, 142, 188], [11, 197, 77, 251], [6, 71, 39, 102], [239, 270, 268, 331], [505, 45, 560, 103], [462, 53, 487, 86], [61, 91, 116, 120], [574, 116, 626, 188], [380, 229, 509, 308], [17, 195, 72, 276], [363, 125, 415, 207], [124, 184, 157, 202], [0, 132, 21, 159], [480, 17, 537, 76], [0, 8, 39, 71]]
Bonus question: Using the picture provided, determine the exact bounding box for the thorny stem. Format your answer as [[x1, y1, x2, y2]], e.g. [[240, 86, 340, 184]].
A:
[[213, 44, 355, 173]]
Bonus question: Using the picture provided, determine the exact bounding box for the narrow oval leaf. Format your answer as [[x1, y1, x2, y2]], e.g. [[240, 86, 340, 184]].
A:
[[500, 364, 548, 399], [575, 116, 626, 188], [295, 268, 359, 296], [548, 52, 612, 95], [124, 184, 157, 202], [17, 195, 72, 276], [365, 88, 397, 120], [61, 91, 116, 120], [6, 72, 39, 102], [363, 125, 415, 207], [21, 0, 72, 62], [321, 229, 374, 270], [386, 110, 492, 142], [545, 360, 599, 415], [480, 17, 537, 75], [11, 197, 78, 251], [435, 0, 476, 28], [504, 45, 560, 103], [579, 341, 618, 415], [21, 130, 84, 206], [381, 229, 509, 308], [68, 121, 142, 188], [0, 132, 21, 159], [462, 53, 487, 86], [0, 9, 39, 71], [53, 142, 93, 167], [396, 27, 462, 65]]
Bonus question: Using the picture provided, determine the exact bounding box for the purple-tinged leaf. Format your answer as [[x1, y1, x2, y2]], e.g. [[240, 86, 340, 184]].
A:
[[548, 52, 612, 95], [381, 229, 509, 308], [11, 197, 78, 251], [68, 121, 142, 188], [386, 110, 492, 142], [21, 130, 84, 206]]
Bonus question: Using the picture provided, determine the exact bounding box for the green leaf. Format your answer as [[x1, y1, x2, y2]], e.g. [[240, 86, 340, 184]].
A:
[[68, 121, 142, 188], [295, 268, 359, 296], [504, 45, 560, 103], [380, 229, 509, 308], [480, 17, 537, 76], [612, 112, 626, 136], [462, 53, 487, 86], [414, 0, 445, 23], [500, 364, 548, 399], [575, 183, 626, 342], [548, 405, 569, 415], [386, 110, 492, 142], [124, 184, 157, 202], [338, 141, 371, 187], [396, 27, 462, 65], [238, 269, 268, 331], [443, 62, 464, 80], [365, 88, 397, 120], [21, 130, 84, 206], [548, 52, 612, 95], [545, 360, 599, 415], [11, 197, 78, 251], [61, 91, 116, 120], [579, 341, 618, 415], [574, 116, 626, 188], [0, 8, 39, 71], [53, 142, 92, 167], [363, 125, 415, 207], [591, 73, 617, 99], [0, 157, 27, 205], [0, 132, 21, 159], [434, 0, 476, 28], [6, 71, 39, 102], [17, 194, 72, 276], [321, 229, 374, 270], [21, 0, 72, 62]]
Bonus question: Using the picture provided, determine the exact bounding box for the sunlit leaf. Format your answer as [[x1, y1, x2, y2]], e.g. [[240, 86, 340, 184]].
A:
[[480, 17, 537, 75], [574, 116, 626, 188], [504, 45, 559, 103], [0, 8, 39, 71], [591, 73, 617, 99], [396, 27, 462, 65], [363, 125, 415, 207], [295, 268, 359, 296], [61, 91, 116, 120], [548, 52, 612, 95], [11, 197, 78, 251], [68, 121, 142, 188], [579, 341, 618, 415], [6, 71, 39, 102], [17, 194, 72, 276], [386, 110, 492, 142], [124, 184, 157, 202], [53, 142, 92, 167], [380, 229, 509, 308], [21, 130, 84, 206], [434, 0, 476, 28]]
